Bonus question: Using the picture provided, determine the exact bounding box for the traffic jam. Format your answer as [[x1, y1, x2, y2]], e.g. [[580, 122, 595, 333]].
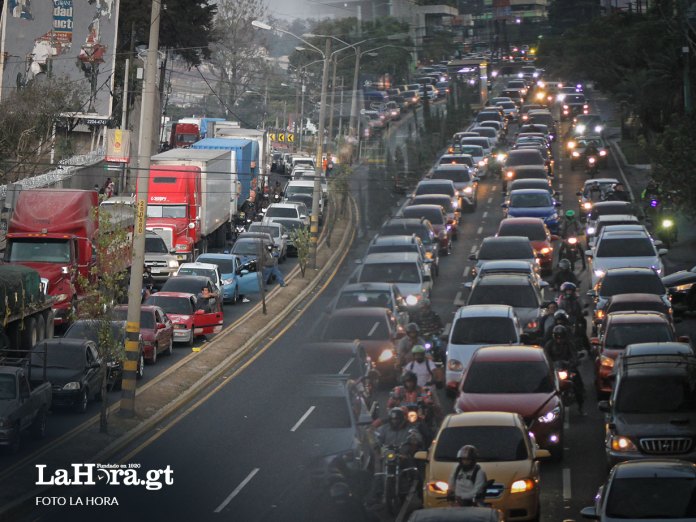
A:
[[307, 66, 696, 521]]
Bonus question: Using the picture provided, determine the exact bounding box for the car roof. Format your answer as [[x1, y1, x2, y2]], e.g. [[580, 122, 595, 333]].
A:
[[613, 459, 696, 479], [363, 252, 421, 264], [606, 311, 669, 324], [407, 506, 502, 522], [178, 262, 218, 270], [339, 282, 395, 292], [508, 188, 551, 196], [371, 235, 419, 246], [479, 260, 534, 271], [608, 293, 666, 305], [475, 274, 535, 286], [417, 179, 455, 186], [404, 204, 444, 213], [454, 304, 515, 319], [596, 214, 639, 222], [149, 291, 194, 298], [443, 411, 521, 428], [583, 178, 619, 186], [269, 203, 301, 209], [509, 179, 550, 188], [604, 267, 660, 277], [600, 229, 651, 239], [624, 342, 693, 358], [482, 235, 531, 244], [473, 345, 545, 362], [499, 217, 546, 227], [384, 218, 430, 228]]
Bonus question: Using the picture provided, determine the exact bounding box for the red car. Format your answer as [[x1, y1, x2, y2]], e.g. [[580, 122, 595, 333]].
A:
[[496, 217, 557, 274], [144, 291, 223, 346], [455, 346, 565, 459], [402, 204, 452, 255], [114, 305, 174, 364]]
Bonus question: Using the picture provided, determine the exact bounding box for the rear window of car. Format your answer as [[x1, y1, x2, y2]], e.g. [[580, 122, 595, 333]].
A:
[[461, 138, 491, 149], [509, 192, 552, 208], [596, 238, 655, 257], [359, 262, 421, 284], [382, 224, 434, 245], [431, 169, 471, 184], [413, 197, 453, 212], [478, 241, 533, 260], [335, 290, 394, 310], [477, 112, 501, 122], [367, 244, 419, 256], [506, 151, 544, 166], [266, 207, 299, 218], [438, 156, 474, 167], [468, 284, 539, 309], [461, 146, 484, 156], [434, 426, 528, 462], [463, 360, 554, 394], [323, 315, 390, 340], [145, 295, 193, 315], [403, 206, 444, 225], [451, 317, 518, 344], [605, 477, 696, 519], [415, 183, 455, 197], [499, 222, 546, 241], [565, 94, 586, 103], [599, 274, 666, 297], [604, 323, 673, 349]]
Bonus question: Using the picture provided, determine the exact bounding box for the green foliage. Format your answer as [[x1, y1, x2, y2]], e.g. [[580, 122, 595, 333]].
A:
[[291, 227, 312, 278]]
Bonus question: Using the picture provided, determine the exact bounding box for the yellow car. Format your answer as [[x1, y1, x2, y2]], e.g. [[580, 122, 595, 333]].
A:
[[415, 411, 549, 521]]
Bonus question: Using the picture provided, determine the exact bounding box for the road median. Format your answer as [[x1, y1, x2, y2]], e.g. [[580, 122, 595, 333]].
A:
[[0, 190, 358, 518]]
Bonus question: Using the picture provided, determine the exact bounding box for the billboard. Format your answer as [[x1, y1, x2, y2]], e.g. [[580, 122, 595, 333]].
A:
[[0, 0, 120, 118]]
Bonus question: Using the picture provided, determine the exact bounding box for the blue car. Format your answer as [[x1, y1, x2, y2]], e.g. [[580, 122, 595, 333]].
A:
[[195, 253, 260, 303], [502, 188, 561, 233]]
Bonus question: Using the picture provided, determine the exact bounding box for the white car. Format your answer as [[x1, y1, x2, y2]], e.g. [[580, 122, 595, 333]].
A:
[[264, 202, 309, 227], [175, 262, 222, 293], [445, 304, 523, 395], [587, 229, 667, 286]]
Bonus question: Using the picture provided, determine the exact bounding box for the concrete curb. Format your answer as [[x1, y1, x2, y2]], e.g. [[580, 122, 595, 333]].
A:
[[0, 194, 358, 519], [609, 138, 651, 171]]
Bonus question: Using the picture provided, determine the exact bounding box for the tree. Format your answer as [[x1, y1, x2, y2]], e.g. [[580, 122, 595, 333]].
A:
[[291, 227, 312, 277], [74, 204, 132, 433], [117, 0, 216, 67], [210, 0, 269, 110], [652, 115, 696, 215]]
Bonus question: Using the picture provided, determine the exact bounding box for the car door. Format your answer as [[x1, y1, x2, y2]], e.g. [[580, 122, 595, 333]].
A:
[[85, 344, 102, 398], [235, 256, 260, 295], [192, 292, 224, 335], [155, 309, 172, 347]]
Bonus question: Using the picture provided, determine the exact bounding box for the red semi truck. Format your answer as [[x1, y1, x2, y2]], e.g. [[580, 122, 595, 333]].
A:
[[146, 149, 233, 262], [169, 122, 200, 149]]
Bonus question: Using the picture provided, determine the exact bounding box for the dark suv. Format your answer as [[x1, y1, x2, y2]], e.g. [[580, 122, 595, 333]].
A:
[[599, 342, 696, 467]]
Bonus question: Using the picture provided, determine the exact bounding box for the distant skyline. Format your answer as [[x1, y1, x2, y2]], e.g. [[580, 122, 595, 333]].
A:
[[266, 0, 350, 20]]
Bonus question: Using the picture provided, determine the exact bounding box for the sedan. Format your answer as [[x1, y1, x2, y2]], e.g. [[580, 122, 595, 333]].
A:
[[144, 291, 223, 346], [502, 189, 561, 234], [417, 411, 548, 519], [196, 253, 260, 303], [402, 204, 452, 255], [113, 305, 172, 364], [497, 217, 557, 274]]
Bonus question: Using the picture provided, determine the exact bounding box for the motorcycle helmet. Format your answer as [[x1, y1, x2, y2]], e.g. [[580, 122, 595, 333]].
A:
[[558, 258, 571, 271], [457, 445, 478, 463], [402, 371, 418, 385], [565, 210, 575, 219], [553, 310, 570, 325], [406, 322, 420, 335], [560, 282, 577, 294], [553, 325, 568, 339], [388, 407, 406, 427], [329, 481, 351, 502], [411, 345, 426, 355]]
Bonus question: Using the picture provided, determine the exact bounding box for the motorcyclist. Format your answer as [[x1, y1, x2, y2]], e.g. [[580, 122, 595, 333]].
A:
[[544, 325, 585, 414], [543, 309, 572, 344], [387, 370, 433, 410], [397, 323, 426, 364], [584, 140, 599, 158], [410, 298, 444, 338], [272, 181, 283, 201], [641, 178, 661, 203], [559, 210, 583, 239], [552, 259, 580, 290], [447, 445, 488, 507], [402, 350, 444, 422], [556, 282, 583, 323], [535, 301, 559, 343]]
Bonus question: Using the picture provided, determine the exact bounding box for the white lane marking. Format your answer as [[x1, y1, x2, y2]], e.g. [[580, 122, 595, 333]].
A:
[[482, 211, 488, 218], [562, 468, 572, 500], [290, 406, 316, 432], [491, 185, 498, 192], [214, 468, 260, 513], [558, 173, 563, 180], [564, 416, 570, 431], [476, 226, 483, 235], [559, 183, 564, 190], [558, 194, 564, 202], [367, 321, 379, 338], [339, 358, 354, 375], [470, 245, 477, 254], [454, 291, 465, 306], [487, 197, 493, 204]]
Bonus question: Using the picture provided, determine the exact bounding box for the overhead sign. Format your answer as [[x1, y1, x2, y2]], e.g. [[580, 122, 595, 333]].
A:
[[269, 130, 295, 144]]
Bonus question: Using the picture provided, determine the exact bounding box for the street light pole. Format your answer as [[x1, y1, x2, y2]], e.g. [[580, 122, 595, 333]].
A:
[[120, 0, 161, 417], [299, 73, 306, 151], [310, 38, 332, 269], [327, 57, 338, 155], [349, 46, 361, 140]]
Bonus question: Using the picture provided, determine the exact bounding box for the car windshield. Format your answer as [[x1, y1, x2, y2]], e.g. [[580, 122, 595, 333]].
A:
[[605, 477, 696, 518], [451, 317, 518, 344], [146, 205, 187, 219], [463, 361, 554, 394], [323, 316, 389, 340], [615, 375, 696, 413], [604, 323, 673, 349], [178, 268, 216, 281], [439, 157, 472, 166], [479, 242, 532, 260], [269, 219, 304, 231], [144, 295, 193, 315], [266, 207, 299, 218], [596, 238, 655, 257], [403, 207, 444, 225], [7, 238, 71, 263], [499, 101, 516, 110], [359, 263, 421, 284], [335, 291, 393, 310], [145, 236, 169, 254], [434, 426, 528, 462], [198, 257, 235, 274], [510, 193, 552, 208], [600, 274, 666, 297], [285, 186, 313, 197], [0, 374, 16, 400], [499, 223, 546, 241], [432, 169, 471, 183], [461, 139, 490, 149], [231, 240, 262, 255], [416, 184, 453, 196], [113, 309, 155, 329], [469, 284, 538, 308], [506, 152, 544, 166]]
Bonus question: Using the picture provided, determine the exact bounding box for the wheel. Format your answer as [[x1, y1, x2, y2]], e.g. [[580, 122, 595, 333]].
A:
[[44, 310, 55, 339], [31, 408, 47, 439], [385, 478, 400, 515], [232, 285, 239, 305], [164, 337, 173, 356], [149, 344, 157, 365], [75, 389, 89, 414], [20, 317, 37, 350], [187, 331, 195, 348], [137, 352, 145, 379]]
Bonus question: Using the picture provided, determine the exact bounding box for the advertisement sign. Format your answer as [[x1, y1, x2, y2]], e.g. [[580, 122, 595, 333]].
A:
[[0, 0, 120, 118], [105, 128, 130, 163]]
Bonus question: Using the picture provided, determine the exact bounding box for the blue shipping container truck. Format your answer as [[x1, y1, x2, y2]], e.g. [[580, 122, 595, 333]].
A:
[[191, 138, 257, 215]]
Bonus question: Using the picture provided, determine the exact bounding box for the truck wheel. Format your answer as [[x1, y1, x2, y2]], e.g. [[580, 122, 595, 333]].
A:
[[44, 310, 55, 339], [32, 408, 47, 439], [20, 317, 37, 350], [75, 389, 89, 414]]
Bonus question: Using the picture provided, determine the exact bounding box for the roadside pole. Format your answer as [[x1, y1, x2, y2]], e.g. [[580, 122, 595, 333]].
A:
[[309, 39, 331, 269], [120, 58, 130, 194], [120, 0, 161, 417], [327, 57, 338, 155]]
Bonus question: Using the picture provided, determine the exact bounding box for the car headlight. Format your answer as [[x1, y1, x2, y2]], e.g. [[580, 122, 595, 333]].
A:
[[496, 153, 507, 163], [576, 124, 586, 134], [526, 320, 538, 329], [572, 151, 580, 158], [595, 309, 605, 319], [537, 405, 561, 424], [405, 294, 420, 306], [378, 349, 394, 363], [662, 219, 674, 228], [583, 202, 592, 210], [168, 260, 179, 268], [63, 382, 81, 390], [599, 150, 607, 157], [674, 283, 694, 293], [600, 355, 614, 368], [594, 269, 605, 278], [448, 359, 463, 371], [557, 369, 568, 380], [427, 481, 449, 494], [567, 141, 576, 150], [540, 247, 551, 255], [506, 170, 514, 179], [611, 436, 637, 452], [463, 186, 473, 194], [511, 478, 536, 494], [478, 160, 486, 167], [587, 226, 596, 235]]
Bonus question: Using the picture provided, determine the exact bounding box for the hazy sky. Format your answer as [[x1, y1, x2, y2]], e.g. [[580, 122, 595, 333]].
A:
[[266, 0, 347, 20]]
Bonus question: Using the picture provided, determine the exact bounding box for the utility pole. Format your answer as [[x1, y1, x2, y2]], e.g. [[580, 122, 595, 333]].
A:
[[349, 47, 361, 140], [120, 58, 130, 194], [310, 39, 331, 269], [299, 72, 306, 151], [327, 57, 338, 155], [120, 0, 161, 417], [338, 78, 345, 140]]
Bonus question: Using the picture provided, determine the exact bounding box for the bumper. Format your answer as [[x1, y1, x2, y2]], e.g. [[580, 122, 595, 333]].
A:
[[51, 389, 83, 407], [531, 421, 564, 450], [423, 488, 539, 520], [606, 448, 696, 467], [222, 284, 236, 302], [143, 343, 156, 360], [149, 267, 178, 282], [173, 329, 193, 343], [194, 324, 223, 336]]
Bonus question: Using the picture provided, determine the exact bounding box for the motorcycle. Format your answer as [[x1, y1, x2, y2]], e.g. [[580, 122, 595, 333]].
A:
[[438, 479, 497, 507], [402, 398, 436, 446], [554, 355, 585, 407], [379, 443, 419, 515], [558, 236, 584, 271], [423, 335, 446, 363], [585, 155, 599, 178], [655, 214, 678, 248]]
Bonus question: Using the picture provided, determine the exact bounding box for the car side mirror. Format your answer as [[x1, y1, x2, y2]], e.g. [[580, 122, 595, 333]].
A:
[[584, 250, 593, 257], [414, 450, 428, 461], [194, 309, 205, 315], [500, 203, 508, 208], [598, 400, 610, 413], [580, 506, 600, 520], [468, 254, 477, 261], [658, 248, 668, 256]]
